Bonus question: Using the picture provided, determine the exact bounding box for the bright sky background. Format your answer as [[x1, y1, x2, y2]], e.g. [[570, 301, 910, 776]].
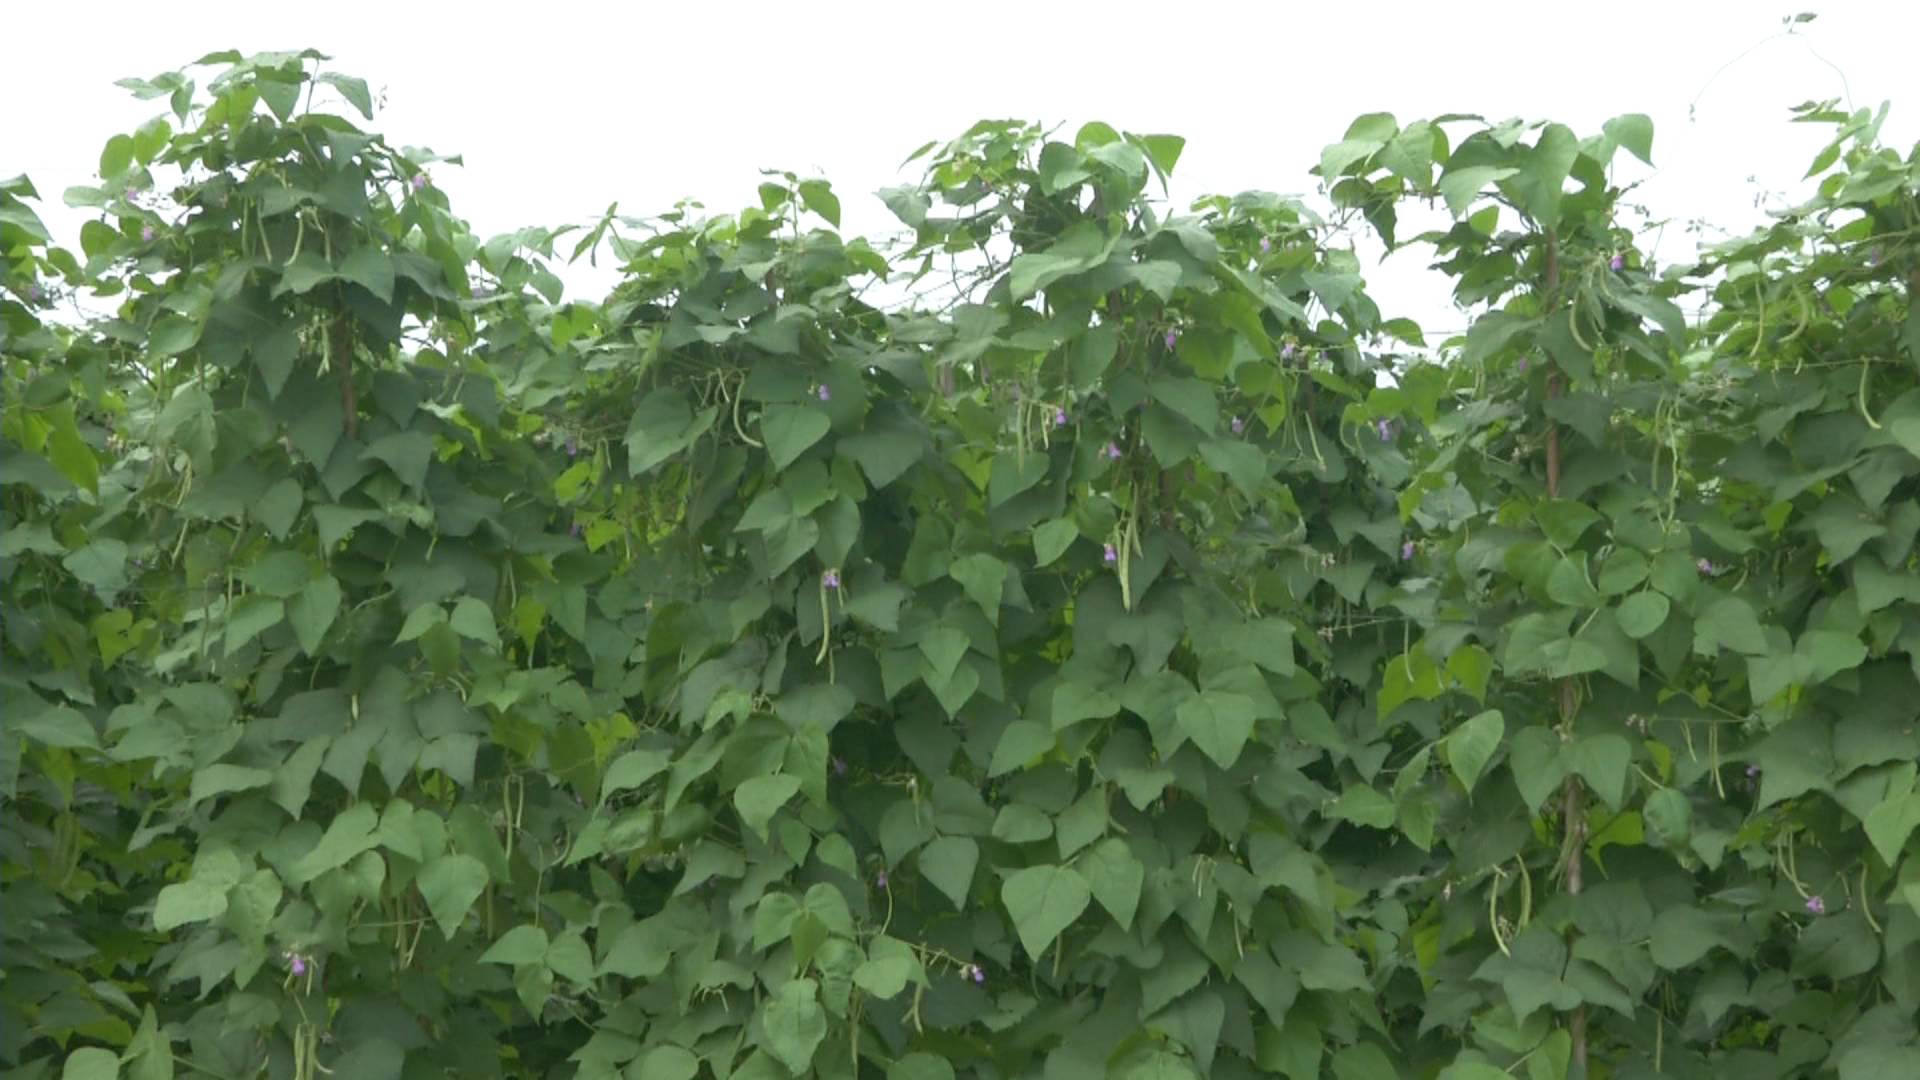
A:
[[6, 0, 1915, 335]]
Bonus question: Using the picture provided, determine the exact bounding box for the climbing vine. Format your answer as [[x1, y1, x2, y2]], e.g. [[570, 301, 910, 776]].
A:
[[4, 50, 1920, 1080]]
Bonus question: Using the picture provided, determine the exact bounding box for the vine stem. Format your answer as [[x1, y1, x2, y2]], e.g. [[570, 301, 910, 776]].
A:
[[1543, 228, 1589, 1076]]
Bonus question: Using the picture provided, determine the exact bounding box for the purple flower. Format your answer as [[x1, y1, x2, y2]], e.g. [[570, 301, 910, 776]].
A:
[[1746, 764, 1760, 778], [141, 224, 156, 243], [1103, 543, 1117, 564], [822, 569, 840, 590], [570, 522, 582, 538], [1105, 442, 1122, 461], [817, 384, 831, 402], [1375, 419, 1393, 442], [1053, 407, 1066, 427], [27, 284, 44, 302], [1164, 330, 1178, 350], [286, 952, 308, 976], [1868, 245, 1884, 267], [1516, 358, 1528, 372], [1259, 237, 1271, 253], [875, 870, 888, 890], [1805, 895, 1825, 916], [971, 964, 986, 985], [565, 435, 578, 458], [1231, 416, 1244, 434], [1401, 541, 1415, 561], [1696, 558, 1714, 576], [832, 756, 847, 777], [1280, 344, 1296, 361], [412, 173, 429, 192], [1610, 253, 1625, 272]]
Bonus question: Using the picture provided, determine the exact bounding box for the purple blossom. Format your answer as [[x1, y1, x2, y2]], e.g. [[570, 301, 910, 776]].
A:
[[1105, 442, 1122, 461], [832, 756, 848, 777], [1516, 358, 1529, 372], [1280, 344, 1296, 361], [1230, 416, 1244, 435], [1401, 541, 1415, 561], [1053, 407, 1067, 427], [565, 435, 578, 458], [141, 224, 155, 243], [1746, 764, 1760, 778], [1164, 329, 1178, 351], [1375, 419, 1393, 442], [286, 952, 308, 976], [27, 284, 44, 302], [1696, 558, 1715, 576], [412, 173, 429, 192], [1868, 245, 1884, 267], [970, 964, 986, 985], [1103, 543, 1118, 564], [1259, 237, 1271, 253], [822, 569, 840, 590], [570, 522, 582, 538], [817, 384, 831, 402], [1610, 253, 1625, 272], [875, 870, 888, 890], [1805, 895, 1825, 916]]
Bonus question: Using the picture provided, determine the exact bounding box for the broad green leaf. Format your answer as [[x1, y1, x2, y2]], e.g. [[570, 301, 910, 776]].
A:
[[63, 1048, 120, 1080], [1444, 709, 1504, 796], [153, 879, 228, 932], [762, 977, 827, 1074], [1002, 864, 1091, 959], [417, 853, 489, 939], [734, 774, 801, 841], [762, 405, 832, 471], [918, 837, 977, 909], [1033, 517, 1077, 566], [1079, 837, 1144, 930], [1616, 591, 1669, 638], [1175, 691, 1256, 769], [479, 925, 549, 966], [1603, 113, 1655, 165]]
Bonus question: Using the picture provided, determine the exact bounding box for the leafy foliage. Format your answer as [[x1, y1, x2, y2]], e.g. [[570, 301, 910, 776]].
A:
[[4, 50, 1920, 1080]]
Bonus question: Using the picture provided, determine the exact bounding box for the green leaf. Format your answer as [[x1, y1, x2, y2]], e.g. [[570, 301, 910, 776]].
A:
[[287, 576, 342, 656], [634, 1047, 701, 1080], [339, 246, 395, 302], [1694, 595, 1768, 656], [888, 1054, 956, 1080], [762, 977, 827, 1074], [734, 774, 801, 842], [479, 925, 549, 966], [1033, 518, 1078, 567], [1079, 837, 1144, 930], [990, 720, 1054, 777], [189, 764, 272, 805], [949, 553, 1007, 623], [762, 405, 832, 471], [1444, 709, 1504, 796], [291, 803, 379, 883], [917, 837, 977, 909], [797, 179, 840, 227], [417, 853, 489, 939], [1002, 864, 1091, 960], [224, 595, 284, 655], [600, 748, 670, 803], [1438, 166, 1519, 217], [1567, 733, 1632, 809], [63, 1048, 120, 1080], [448, 596, 500, 648], [1603, 113, 1656, 166], [153, 879, 228, 932], [1616, 591, 1670, 639], [1175, 691, 1256, 768]]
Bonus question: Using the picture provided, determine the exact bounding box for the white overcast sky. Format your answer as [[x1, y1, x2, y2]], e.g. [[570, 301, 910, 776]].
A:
[[5, 0, 1915, 334]]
